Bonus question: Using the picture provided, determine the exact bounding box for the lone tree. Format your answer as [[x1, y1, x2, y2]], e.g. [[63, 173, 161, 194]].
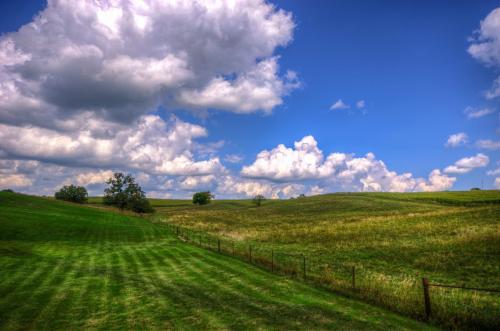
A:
[[192, 191, 214, 205], [55, 185, 88, 203], [252, 194, 266, 207], [103, 172, 153, 213]]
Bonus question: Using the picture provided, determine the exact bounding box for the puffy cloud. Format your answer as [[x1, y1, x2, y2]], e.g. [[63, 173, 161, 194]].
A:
[[468, 8, 500, 67], [0, 174, 32, 188], [194, 140, 225, 159], [176, 59, 299, 113], [0, 0, 296, 128], [0, 159, 73, 194], [445, 132, 468, 147], [4, 133, 462, 197], [242, 135, 456, 192], [476, 139, 500, 150], [241, 135, 337, 181], [469, 8, 500, 100], [0, 115, 224, 176], [217, 175, 273, 197], [0, 159, 39, 175], [307, 185, 325, 196], [415, 169, 456, 192], [464, 107, 495, 119], [216, 175, 305, 199], [75, 170, 114, 186], [0, 0, 299, 198], [179, 175, 216, 190], [495, 177, 500, 189], [330, 99, 350, 110], [444, 153, 490, 174]]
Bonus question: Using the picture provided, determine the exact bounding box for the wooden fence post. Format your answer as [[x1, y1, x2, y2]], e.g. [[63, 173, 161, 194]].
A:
[[352, 266, 356, 290], [217, 239, 221, 253], [176, 226, 179, 236], [249, 245, 252, 263], [422, 278, 431, 320], [303, 255, 306, 280], [271, 250, 274, 272], [232, 243, 235, 256]]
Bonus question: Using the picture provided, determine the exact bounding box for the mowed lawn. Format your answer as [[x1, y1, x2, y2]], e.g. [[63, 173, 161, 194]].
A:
[[0, 192, 433, 330]]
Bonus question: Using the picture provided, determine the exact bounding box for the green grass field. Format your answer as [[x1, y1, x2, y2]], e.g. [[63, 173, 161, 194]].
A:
[[0, 192, 434, 330], [145, 191, 500, 329]]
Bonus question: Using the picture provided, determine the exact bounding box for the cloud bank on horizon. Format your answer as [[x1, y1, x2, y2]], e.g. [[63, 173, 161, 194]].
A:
[[0, 0, 499, 197]]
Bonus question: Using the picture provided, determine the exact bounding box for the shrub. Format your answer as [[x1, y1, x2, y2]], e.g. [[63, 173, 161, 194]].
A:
[[103, 172, 153, 213], [192, 191, 214, 205], [55, 185, 88, 203], [127, 193, 154, 214], [1, 189, 14, 193]]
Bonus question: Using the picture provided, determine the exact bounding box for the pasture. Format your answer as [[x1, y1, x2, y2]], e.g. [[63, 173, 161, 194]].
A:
[[0, 191, 433, 330], [148, 191, 500, 329]]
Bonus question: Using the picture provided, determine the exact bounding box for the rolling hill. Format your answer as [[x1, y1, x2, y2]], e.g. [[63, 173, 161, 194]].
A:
[[148, 191, 500, 329], [0, 191, 433, 330]]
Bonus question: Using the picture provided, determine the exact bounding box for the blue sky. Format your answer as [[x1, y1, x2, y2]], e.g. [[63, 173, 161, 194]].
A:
[[0, 0, 498, 197]]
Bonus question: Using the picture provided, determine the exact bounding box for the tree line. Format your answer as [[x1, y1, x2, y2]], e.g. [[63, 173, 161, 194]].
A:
[[54, 172, 153, 213], [54, 172, 270, 213]]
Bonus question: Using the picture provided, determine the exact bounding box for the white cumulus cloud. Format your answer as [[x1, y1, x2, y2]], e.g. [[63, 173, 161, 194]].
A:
[[330, 99, 350, 110], [241, 135, 456, 192], [0, 115, 224, 176], [0, 174, 32, 188], [0, 0, 297, 129], [469, 7, 500, 100], [444, 153, 490, 174], [75, 170, 114, 186], [445, 132, 468, 147], [468, 7, 500, 68]]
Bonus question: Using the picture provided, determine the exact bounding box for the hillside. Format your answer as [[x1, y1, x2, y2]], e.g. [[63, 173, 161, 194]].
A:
[[0, 192, 432, 330], [148, 191, 500, 329]]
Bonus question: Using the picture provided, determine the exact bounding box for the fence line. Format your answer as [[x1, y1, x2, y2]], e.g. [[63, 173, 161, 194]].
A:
[[162, 222, 500, 330]]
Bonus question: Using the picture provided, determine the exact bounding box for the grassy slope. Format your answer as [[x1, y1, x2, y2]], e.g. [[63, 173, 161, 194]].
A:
[[145, 191, 500, 329], [149, 191, 500, 287], [0, 192, 432, 330]]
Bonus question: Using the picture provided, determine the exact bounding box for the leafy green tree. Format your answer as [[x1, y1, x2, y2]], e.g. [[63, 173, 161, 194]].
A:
[[192, 191, 214, 205], [55, 185, 88, 203], [127, 191, 154, 214], [252, 194, 266, 207], [103, 172, 153, 213]]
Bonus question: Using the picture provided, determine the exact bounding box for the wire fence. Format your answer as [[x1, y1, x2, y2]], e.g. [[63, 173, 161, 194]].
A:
[[164, 223, 500, 330]]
